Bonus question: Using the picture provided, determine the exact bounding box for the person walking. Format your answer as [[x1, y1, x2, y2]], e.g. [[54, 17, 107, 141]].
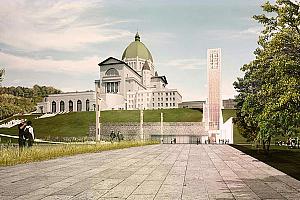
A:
[[24, 121, 34, 147], [17, 119, 26, 150]]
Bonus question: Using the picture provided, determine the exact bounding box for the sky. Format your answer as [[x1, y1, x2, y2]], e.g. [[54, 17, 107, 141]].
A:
[[0, 0, 271, 101]]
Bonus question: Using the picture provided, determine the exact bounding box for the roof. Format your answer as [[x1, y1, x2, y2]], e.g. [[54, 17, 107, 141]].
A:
[[98, 57, 141, 78], [151, 75, 168, 84], [122, 32, 153, 62], [142, 61, 150, 70]]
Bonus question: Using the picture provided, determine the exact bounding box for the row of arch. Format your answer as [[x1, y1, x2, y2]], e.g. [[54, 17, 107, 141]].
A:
[[52, 99, 91, 113]]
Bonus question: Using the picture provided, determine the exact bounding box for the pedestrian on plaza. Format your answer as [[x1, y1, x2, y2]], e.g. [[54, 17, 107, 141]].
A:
[[110, 130, 115, 143], [117, 130, 121, 142], [24, 121, 34, 147], [17, 119, 26, 150]]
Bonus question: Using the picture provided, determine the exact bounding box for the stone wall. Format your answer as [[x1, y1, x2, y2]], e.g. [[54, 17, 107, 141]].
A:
[[89, 122, 207, 141]]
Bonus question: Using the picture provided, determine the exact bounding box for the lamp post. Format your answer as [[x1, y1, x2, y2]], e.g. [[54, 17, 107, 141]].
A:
[[160, 112, 163, 143], [95, 80, 101, 142], [140, 109, 144, 141]]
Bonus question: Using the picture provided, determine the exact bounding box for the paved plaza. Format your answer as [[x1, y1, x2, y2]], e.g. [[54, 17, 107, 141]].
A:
[[0, 144, 300, 200]]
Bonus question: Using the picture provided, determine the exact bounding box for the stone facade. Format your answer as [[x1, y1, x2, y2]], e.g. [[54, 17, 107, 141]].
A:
[[36, 91, 95, 113], [179, 101, 206, 109], [90, 122, 208, 143], [222, 99, 236, 109]]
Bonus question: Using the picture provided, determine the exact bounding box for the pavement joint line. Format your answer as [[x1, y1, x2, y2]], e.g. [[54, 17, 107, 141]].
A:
[[89, 145, 165, 199], [15, 145, 158, 199], [1, 144, 300, 199], [126, 145, 172, 199], [218, 145, 284, 200], [125, 145, 180, 199], [180, 144, 191, 200], [152, 144, 186, 200], [209, 145, 242, 200]]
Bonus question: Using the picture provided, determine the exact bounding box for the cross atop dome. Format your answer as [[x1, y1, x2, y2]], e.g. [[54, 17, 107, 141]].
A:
[[135, 32, 140, 41]]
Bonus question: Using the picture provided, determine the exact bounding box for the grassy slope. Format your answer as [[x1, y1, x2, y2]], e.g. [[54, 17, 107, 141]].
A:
[[0, 141, 159, 166], [222, 109, 248, 144], [232, 144, 300, 181], [101, 108, 202, 123], [0, 109, 202, 139]]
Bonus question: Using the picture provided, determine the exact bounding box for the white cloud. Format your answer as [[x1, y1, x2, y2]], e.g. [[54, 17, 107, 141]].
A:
[[204, 26, 263, 40], [0, 0, 131, 51], [160, 58, 206, 70], [0, 52, 100, 74], [239, 26, 262, 36]]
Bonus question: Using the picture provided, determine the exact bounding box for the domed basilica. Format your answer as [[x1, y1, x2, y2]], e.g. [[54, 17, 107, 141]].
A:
[[36, 33, 182, 113], [98, 32, 182, 110]]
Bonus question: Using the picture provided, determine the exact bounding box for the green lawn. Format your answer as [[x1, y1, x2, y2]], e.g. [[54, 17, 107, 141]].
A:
[[231, 144, 300, 181], [0, 108, 202, 140], [222, 109, 248, 144], [0, 141, 159, 166], [101, 108, 202, 123]]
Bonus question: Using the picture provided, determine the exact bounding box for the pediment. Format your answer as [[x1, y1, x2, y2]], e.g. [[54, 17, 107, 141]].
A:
[[98, 57, 124, 66]]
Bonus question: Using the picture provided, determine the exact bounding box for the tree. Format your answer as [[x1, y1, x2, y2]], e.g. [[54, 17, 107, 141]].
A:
[[0, 85, 62, 119], [234, 0, 300, 153], [0, 68, 4, 86]]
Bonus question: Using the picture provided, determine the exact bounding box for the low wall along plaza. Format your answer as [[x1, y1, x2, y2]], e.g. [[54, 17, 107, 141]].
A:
[[90, 122, 207, 143]]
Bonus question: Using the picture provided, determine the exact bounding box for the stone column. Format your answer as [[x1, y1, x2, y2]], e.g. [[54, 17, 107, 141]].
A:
[[140, 109, 144, 141], [160, 112, 163, 143], [95, 80, 101, 142]]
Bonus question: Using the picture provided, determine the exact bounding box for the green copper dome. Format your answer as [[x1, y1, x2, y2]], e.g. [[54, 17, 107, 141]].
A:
[[122, 32, 153, 62]]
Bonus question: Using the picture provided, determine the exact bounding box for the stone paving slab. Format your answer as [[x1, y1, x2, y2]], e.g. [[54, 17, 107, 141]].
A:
[[1, 144, 300, 199]]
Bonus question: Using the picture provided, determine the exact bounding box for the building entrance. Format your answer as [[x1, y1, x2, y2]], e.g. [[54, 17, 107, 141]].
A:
[[151, 134, 207, 144]]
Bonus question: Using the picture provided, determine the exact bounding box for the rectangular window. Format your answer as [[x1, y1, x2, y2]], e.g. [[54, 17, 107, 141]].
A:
[[153, 103, 154, 107], [115, 82, 118, 93], [158, 103, 160, 107], [153, 98, 155, 101], [166, 98, 168, 101], [173, 97, 175, 101], [173, 103, 175, 106], [106, 82, 119, 93], [166, 103, 168, 107], [106, 83, 110, 93], [166, 93, 168, 96]]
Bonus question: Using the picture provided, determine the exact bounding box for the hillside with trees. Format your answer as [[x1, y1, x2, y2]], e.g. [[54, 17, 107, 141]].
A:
[[0, 85, 61, 119]]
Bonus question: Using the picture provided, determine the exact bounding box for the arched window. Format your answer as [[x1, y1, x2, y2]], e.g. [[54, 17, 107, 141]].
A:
[[69, 100, 73, 112], [86, 99, 90, 111], [77, 100, 82, 112], [105, 68, 119, 76], [60, 101, 65, 112], [52, 101, 56, 113]]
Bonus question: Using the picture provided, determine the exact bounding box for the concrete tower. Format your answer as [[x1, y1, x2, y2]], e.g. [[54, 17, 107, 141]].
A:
[[207, 48, 221, 142]]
